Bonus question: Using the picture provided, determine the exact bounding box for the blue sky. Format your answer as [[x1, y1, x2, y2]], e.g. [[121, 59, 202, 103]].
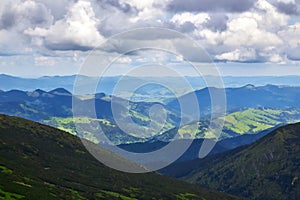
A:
[[0, 0, 300, 77]]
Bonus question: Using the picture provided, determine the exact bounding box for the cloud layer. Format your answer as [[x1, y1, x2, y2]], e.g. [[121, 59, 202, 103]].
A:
[[0, 0, 300, 65], [167, 0, 255, 13]]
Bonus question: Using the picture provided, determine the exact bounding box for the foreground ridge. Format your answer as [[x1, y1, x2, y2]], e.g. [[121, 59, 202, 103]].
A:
[[0, 114, 241, 200]]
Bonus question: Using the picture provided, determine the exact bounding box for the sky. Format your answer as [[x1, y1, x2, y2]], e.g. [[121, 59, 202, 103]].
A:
[[0, 0, 300, 77]]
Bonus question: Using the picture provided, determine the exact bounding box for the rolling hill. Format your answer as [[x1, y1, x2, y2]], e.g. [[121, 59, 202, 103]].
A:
[[167, 84, 300, 116], [152, 107, 300, 141], [181, 122, 300, 200], [0, 114, 241, 200], [1, 87, 300, 144], [0, 88, 179, 144]]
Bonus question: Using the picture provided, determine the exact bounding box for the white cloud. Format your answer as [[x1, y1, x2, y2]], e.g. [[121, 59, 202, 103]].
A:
[[0, 0, 300, 68], [121, 0, 169, 23], [278, 22, 300, 60], [224, 16, 283, 48], [34, 56, 57, 66], [170, 12, 210, 26], [277, 0, 295, 3], [183, 0, 289, 62], [259, 46, 285, 63], [255, 0, 289, 30], [279, 22, 300, 48], [0, 29, 29, 55], [25, 0, 104, 50], [117, 56, 133, 63], [216, 48, 257, 62]]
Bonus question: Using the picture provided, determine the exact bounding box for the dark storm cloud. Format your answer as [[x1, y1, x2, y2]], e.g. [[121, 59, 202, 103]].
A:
[[0, 6, 18, 29], [167, 0, 255, 13], [179, 21, 197, 32], [276, 2, 300, 15], [287, 45, 300, 61], [45, 41, 94, 51], [95, 0, 137, 13], [0, 12, 15, 29], [204, 13, 228, 32], [165, 21, 196, 33], [0, 52, 21, 57], [0, 1, 53, 30], [35, 0, 76, 20]]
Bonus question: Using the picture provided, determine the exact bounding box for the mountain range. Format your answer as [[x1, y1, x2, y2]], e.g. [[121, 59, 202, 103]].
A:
[[1, 110, 299, 199], [0, 87, 180, 144], [167, 84, 300, 117], [2, 74, 300, 102], [1, 84, 300, 141], [1, 76, 300, 199]]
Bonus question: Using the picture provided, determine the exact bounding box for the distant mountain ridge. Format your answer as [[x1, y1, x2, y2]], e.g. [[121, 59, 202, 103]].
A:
[[2, 74, 300, 99], [1, 86, 300, 146], [167, 84, 300, 117]]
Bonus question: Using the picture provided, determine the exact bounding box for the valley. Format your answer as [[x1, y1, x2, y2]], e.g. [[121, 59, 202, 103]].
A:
[[2, 0, 300, 199], [1, 80, 300, 199]]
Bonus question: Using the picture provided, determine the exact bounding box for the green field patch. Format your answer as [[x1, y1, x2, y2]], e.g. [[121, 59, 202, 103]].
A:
[[178, 123, 200, 139], [121, 187, 140, 198], [0, 166, 13, 174], [44, 117, 118, 143], [222, 108, 300, 135], [175, 192, 201, 200], [0, 188, 24, 200], [97, 190, 137, 200], [69, 189, 87, 200]]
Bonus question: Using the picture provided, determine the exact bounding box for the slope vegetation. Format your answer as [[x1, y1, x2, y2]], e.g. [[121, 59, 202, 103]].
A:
[[0, 114, 240, 200], [183, 123, 300, 200]]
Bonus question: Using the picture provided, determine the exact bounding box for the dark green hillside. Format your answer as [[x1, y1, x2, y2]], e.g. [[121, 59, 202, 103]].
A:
[[183, 122, 300, 200], [0, 114, 240, 200]]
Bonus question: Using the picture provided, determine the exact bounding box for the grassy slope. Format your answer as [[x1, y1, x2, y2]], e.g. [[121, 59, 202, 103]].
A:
[[0, 114, 241, 200], [183, 122, 300, 200], [41, 100, 178, 145], [222, 108, 300, 135], [154, 108, 300, 141]]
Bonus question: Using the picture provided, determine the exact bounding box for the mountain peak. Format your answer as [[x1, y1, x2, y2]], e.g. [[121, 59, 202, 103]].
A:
[[27, 89, 47, 97], [243, 84, 256, 89], [49, 88, 72, 96], [34, 89, 46, 94]]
